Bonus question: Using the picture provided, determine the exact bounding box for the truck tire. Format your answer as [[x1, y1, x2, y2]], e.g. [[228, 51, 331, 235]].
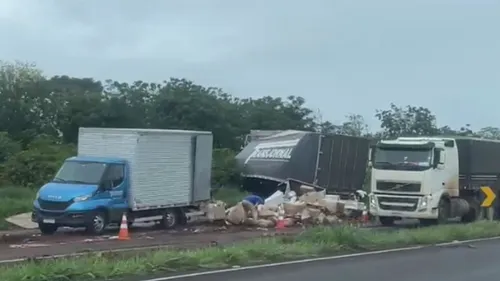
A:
[[379, 216, 395, 226], [177, 208, 188, 226], [126, 214, 134, 228], [38, 223, 58, 235], [420, 198, 450, 226], [437, 198, 450, 224], [86, 211, 108, 235], [159, 209, 178, 229], [461, 200, 480, 223]]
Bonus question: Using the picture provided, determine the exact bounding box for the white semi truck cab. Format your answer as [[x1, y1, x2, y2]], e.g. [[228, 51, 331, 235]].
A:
[[369, 136, 500, 226]]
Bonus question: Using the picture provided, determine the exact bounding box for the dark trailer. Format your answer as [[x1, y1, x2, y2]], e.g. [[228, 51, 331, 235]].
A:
[[454, 137, 500, 197], [235, 130, 370, 197]]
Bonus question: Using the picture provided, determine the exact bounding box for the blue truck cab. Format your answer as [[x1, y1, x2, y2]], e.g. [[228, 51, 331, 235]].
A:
[[32, 156, 130, 235]]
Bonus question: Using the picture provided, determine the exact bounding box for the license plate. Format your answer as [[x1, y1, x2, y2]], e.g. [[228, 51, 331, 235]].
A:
[[43, 219, 55, 224], [391, 212, 403, 216]]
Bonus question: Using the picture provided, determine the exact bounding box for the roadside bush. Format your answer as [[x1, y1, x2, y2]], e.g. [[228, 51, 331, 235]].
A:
[[212, 148, 241, 188], [1, 136, 75, 188], [1, 140, 238, 190], [0, 132, 21, 163]]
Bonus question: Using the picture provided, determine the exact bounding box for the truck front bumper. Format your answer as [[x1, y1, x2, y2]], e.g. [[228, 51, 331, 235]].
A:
[[369, 193, 439, 219], [370, 208, 438, 219], [31, 209, 92, 227]]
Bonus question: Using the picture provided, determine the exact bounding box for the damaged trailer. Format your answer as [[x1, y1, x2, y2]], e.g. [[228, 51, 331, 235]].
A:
[[236, 130, 371, 198]]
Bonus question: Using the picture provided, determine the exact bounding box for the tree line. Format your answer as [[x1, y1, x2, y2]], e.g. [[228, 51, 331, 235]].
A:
[[0, 61, 498, 189]]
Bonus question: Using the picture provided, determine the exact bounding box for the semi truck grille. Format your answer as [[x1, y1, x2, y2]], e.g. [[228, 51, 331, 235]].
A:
[[376, 181, 421, 192], [38, 199, 71, 211], [377, 196, 419, 212]]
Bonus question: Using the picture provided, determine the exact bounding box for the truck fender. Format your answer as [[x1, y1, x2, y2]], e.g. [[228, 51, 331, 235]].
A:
[[439, 194, 450, 204], [433, 194, 450, 209], [94, 206, 110, 221]]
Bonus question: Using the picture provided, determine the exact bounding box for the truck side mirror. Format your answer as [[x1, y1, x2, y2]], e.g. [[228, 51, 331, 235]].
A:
[[368, 145, 376, 167]]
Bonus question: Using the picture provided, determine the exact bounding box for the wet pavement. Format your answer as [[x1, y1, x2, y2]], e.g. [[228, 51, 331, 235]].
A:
[[0, 219, 423, 263], [0, 224, 303, 263]]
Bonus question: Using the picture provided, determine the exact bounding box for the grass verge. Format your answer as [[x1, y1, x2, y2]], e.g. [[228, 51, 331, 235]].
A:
[[0, 186, 35, 230], [4, 221, 500, 281]]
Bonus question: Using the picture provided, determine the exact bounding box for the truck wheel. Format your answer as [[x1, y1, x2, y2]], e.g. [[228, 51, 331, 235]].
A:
[[177, 208, 188, 226], [379, 216, 395, 226], [461, 207, 479, 223], [437, 198, 450, 224], [126, 214, 134, 228], [38, 223, 58, 235], [159, 209, 178, 229], [421, 198, 450, 226], [461, 198, 480, 223], [86, 211, 108, 235]]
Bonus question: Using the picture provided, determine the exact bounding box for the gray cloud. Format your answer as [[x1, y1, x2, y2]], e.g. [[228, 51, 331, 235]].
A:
[[1, 0, 499, 130]]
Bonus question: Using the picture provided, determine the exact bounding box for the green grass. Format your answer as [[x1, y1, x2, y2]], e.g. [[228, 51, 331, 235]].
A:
[[0, 186, 36, 230], [212, 187, 249, 207], [4, 221, 500, 281]]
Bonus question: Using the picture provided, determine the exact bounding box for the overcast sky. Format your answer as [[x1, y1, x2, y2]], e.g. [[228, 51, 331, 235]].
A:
[[0, 0, 498, 131]]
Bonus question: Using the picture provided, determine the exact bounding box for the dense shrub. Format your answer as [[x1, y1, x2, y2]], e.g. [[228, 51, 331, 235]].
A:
[[0, 139, 239, 189], [0, 132, 21, 163], [1, 136, 75, 188], [211, 148, 241, 188]]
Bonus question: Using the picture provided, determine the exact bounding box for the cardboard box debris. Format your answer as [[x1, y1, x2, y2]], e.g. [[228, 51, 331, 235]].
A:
[[257, 205, 278, 218], [205, 201, 226, 221], [225, 185, 364, 227], [283, 201, 307, 217], [226, 202, 246, 225], [257, 219, 275, 228], [298, 191, 325, 204]]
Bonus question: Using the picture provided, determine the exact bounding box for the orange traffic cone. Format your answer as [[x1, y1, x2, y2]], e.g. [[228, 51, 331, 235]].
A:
[[118, 213, 130, 241], [275, 204, 286, 230]]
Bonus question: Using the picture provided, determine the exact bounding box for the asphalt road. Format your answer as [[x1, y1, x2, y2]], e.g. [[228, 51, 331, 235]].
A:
[[0, 225, 301, 263], [144, 239, 500, 281], [0, 219, 425, 263]]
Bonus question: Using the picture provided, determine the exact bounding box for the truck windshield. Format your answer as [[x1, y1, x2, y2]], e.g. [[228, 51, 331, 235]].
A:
[[53, 161, 107, 185], [373, 148, 432, 171]]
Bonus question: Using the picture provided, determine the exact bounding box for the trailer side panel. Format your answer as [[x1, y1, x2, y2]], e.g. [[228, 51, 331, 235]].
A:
[[316, 135, 370, 193]]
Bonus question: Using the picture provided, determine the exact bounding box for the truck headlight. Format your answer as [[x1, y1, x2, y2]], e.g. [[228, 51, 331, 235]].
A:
[[369, 194, 377, 208], [74, 195, 91, 202], [419, 196, 429, 208]]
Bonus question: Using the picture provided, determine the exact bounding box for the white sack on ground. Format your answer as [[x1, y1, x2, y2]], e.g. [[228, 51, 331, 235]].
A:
[[264, 190, 285, 207]]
